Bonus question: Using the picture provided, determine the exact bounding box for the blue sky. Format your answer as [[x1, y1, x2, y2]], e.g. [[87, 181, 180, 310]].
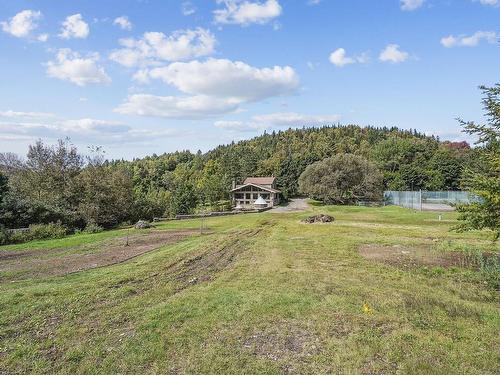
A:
[[0, 0, 498, 159]]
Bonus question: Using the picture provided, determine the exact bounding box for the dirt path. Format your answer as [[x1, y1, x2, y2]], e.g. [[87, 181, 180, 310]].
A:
[[0, 229, 198, 281], [271, 198, 310, 213]]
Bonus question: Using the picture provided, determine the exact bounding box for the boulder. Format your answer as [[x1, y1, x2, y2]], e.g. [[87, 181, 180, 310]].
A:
[[134, 220, 151, 229], [302, 214, 334, 224]]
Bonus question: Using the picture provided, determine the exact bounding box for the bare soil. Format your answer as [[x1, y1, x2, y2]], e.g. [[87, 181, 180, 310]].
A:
[[0, 229, 197, 281], [241, 320, 319, 373], [359, 244, 469, 269], [161, 228, 263, 292]]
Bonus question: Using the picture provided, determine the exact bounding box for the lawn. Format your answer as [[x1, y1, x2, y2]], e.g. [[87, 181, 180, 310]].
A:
[[0, 205, 498, 374]]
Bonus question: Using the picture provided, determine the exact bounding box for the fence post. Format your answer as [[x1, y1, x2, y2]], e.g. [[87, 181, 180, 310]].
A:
[[419, 189, 422, 211]]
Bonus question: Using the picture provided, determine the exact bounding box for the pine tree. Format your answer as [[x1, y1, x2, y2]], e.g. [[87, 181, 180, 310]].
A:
[[455, 85, 500, 240]]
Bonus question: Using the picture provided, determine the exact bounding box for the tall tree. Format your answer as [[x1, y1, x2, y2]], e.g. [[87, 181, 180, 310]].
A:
[[298, 154, 384, 204], [455, 85, 500, 240], [76, 147, 134, 228]]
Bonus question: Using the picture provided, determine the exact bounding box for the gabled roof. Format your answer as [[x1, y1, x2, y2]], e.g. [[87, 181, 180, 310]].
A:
[[230, 183, 280, 193], [244, 177, 275, 186]]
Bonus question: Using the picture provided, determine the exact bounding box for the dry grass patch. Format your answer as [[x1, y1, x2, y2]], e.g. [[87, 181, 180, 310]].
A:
[[0, 229, 197, 281], [359, 243, 477, 270]]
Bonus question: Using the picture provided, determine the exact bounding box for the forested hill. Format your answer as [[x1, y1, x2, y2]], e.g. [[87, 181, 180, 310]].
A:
[[0, 125, 472, 229], [127, 125, 471, 200]]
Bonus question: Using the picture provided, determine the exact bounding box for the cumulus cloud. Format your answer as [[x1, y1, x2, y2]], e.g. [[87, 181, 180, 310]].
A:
[[46, 49, 111, 86], [400, 0, 425, 11], [1, 10, 42, 38], [441, 31, 498, 47], [214, 0, 282, 26], [329, 48, 368, 67], [147, 58, 299, 102], [120, 58, 299, 119], [59, 14, 89, 39], [215, 112, 341, 132], [113, 16, 132, 30], [379, 44, 409, 63], [109, 28, 216, 67], [115, 94, 239, 119]]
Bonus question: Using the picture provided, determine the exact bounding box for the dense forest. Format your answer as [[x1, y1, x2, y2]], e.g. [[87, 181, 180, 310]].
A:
[[0, 125, 472, 232]]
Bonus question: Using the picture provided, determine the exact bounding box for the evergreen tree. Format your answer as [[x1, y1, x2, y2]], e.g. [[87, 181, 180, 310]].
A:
[[455, 85, 500, 240]]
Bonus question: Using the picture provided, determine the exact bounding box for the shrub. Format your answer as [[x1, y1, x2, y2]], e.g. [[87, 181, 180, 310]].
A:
[[0, 226, 11, 245], [28, 222, 68, 240], [83, 222, 104, 234], [6, 222, 68, 244]]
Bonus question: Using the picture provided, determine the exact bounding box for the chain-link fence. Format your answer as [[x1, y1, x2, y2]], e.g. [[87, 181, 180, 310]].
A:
[[384, 191, 478, 211]]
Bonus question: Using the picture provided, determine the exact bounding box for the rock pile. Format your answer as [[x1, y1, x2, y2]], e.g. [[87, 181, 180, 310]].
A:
[[134, 220, 152, 229], [301, 214, 334, 224]]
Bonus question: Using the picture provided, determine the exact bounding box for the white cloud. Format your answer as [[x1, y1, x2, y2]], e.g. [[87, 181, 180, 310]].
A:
[[478, 0, 499, 6], [307, 0, 322, 5], [215, 112, 341, 132], [214, 120, 262, 132], [329, 48, 368, 67], [0, 113, 185, 145], [307, 61, 318, 70], [0, 118, 128, 140], [379, 44, 409, 63], [46, 49, 111, 86], [182, 1, 197, 15], [441, 31, 498, 48], [113, 16, 132, 30], [109, 28, 216, 67], [132, 69, 151, 84], [61, 118, 131, 134], [0, 110, 56, 120], [124, 58, 299, 119], [59, 14, 89, 39], [214, 0, 282, 26], [147, 58, 299, 102], [329, 49, 353, 67], [37, 33, 49, 42], [400, 0, 425, 11], [1, 10, 41, 38], [115, 94, 240, 119], [253, 112, 341, 127]]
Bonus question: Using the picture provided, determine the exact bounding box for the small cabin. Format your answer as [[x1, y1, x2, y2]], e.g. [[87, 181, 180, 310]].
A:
[[230, 177, 281, 209]]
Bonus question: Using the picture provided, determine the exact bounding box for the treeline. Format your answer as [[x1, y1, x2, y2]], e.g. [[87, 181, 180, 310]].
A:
[[0, 125, 472, 231]]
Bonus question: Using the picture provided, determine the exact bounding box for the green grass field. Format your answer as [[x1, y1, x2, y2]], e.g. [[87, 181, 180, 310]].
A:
[[0, 205, 498, 374]]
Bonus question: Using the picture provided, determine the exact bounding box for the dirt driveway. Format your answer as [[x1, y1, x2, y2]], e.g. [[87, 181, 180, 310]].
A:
[[271, 198, 310, 213], [0, 229, 197, 281]]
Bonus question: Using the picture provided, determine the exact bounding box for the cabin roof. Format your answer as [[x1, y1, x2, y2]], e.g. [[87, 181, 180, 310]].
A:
[[244, 177, 275, 186], [230, 183, 280, 194]]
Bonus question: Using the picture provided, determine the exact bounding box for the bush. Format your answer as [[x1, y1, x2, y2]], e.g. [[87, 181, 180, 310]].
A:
[[0, 226, 10, 246], [83, 222, 104, 234], [6, 222, 68, 244]]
